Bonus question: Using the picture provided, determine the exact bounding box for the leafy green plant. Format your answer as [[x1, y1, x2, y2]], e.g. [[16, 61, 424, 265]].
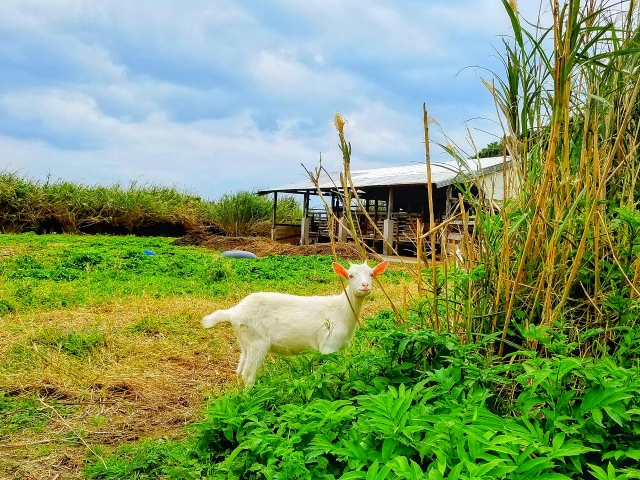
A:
[[87, 322, 640, 479]]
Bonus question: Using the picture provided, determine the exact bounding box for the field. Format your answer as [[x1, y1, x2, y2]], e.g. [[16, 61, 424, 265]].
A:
[[0, 233, 405, 478], [2, 1, 640, 478], [2, 233, 639, 479]]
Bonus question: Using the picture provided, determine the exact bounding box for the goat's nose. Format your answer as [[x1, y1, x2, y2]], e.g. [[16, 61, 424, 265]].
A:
[[361, 282, 370, 289]]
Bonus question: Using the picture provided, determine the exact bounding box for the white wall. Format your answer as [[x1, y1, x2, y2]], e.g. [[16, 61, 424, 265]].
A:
[[479, 166, 518, 203]]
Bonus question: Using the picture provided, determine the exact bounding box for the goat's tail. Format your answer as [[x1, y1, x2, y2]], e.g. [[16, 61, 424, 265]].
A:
[[202, 309, 231, 329]]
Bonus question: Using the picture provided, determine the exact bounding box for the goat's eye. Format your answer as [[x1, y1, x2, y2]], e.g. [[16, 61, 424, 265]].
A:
[[370, 273, 374, 277], [349, 275, 354, 279]]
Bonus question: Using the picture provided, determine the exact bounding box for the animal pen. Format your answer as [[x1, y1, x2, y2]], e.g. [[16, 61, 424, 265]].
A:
[[259, 156, 511, 257]]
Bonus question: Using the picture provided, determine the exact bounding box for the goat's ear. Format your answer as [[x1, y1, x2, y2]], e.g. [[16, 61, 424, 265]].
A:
[[372, 261, 390, 276], [332, 262, 349, 279]]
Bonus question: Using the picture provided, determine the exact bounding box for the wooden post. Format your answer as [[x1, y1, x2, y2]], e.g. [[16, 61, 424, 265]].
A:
[[271, 191, 278, 240], [303, 192, 310, 218], [338, 222, 349, 242], [383, 219, 394, 255], [374, 199, 379, 241], [383, 187, 395, 255], [300, 192, 311, 245], [301, 217, 311, 245]]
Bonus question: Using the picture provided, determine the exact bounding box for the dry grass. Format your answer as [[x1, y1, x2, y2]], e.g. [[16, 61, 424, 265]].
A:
[[0, 270, 409, 479], [0, 297, 237, 479]]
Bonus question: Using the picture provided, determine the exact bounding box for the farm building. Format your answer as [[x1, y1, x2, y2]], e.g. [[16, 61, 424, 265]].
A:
[[258, 155, 512, 255]]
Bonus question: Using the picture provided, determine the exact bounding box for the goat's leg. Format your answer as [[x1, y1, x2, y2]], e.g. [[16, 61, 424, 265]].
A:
[[232, 324, 249, 383], [241, 343, 269, 388], [236, 349, 246, 382]]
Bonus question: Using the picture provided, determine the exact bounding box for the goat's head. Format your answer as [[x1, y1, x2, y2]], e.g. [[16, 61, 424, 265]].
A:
[[332, 261, 389, 297]]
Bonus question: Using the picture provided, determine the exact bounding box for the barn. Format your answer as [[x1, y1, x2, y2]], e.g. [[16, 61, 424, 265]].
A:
[[258, 156, 512, 255]]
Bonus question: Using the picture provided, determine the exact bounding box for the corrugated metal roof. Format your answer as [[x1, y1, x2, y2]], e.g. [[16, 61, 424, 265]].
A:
[[258, 156, 509, 194]]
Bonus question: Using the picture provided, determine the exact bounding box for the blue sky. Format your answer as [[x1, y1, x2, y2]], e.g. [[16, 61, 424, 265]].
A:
[[0, 1, 541, 199]]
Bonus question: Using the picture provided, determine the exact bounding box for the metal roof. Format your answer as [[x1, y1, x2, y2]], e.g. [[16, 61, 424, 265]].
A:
[[258, 156, 509, 194]]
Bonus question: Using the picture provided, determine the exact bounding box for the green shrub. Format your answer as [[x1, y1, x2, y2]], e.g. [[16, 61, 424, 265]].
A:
[[212, 191, 301, 236], [275, 195, 303, 224], [212, 191, 272, 236]]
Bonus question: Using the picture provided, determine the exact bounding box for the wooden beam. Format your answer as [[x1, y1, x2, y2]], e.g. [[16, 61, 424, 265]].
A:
[[272, 192, 278, 230], [387, 186, 394, 220], [364, 198, 370, 236]]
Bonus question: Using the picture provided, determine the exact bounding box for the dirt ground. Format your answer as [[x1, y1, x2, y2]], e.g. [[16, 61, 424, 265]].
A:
[[173, 232, 371, 260]]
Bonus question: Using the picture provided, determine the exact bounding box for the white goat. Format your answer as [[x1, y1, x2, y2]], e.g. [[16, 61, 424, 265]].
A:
[[202, 261, 389, 387]]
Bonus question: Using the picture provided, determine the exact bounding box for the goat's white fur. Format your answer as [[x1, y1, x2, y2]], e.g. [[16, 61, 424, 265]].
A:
[[202, 261, 389, 387]]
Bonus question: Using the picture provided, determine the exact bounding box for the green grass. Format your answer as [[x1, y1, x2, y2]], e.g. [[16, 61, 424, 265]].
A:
[[0, 234, 350, 314], [0, 395, 50, 437], [32, 328, 106, 357], [2, 329, 106, 374], [0, 234, 224, 311], [0, 394, 77, 438]]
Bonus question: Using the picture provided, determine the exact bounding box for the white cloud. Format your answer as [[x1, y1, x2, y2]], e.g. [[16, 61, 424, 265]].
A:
[[0, 88, 327, 196], [0, 0, 526, 196], [73, 43, 128, 82], [249, 51, 355, 99], [337, 102, 423, 162], [0, 85, 437, 195], [250, 52, 315, 91]]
